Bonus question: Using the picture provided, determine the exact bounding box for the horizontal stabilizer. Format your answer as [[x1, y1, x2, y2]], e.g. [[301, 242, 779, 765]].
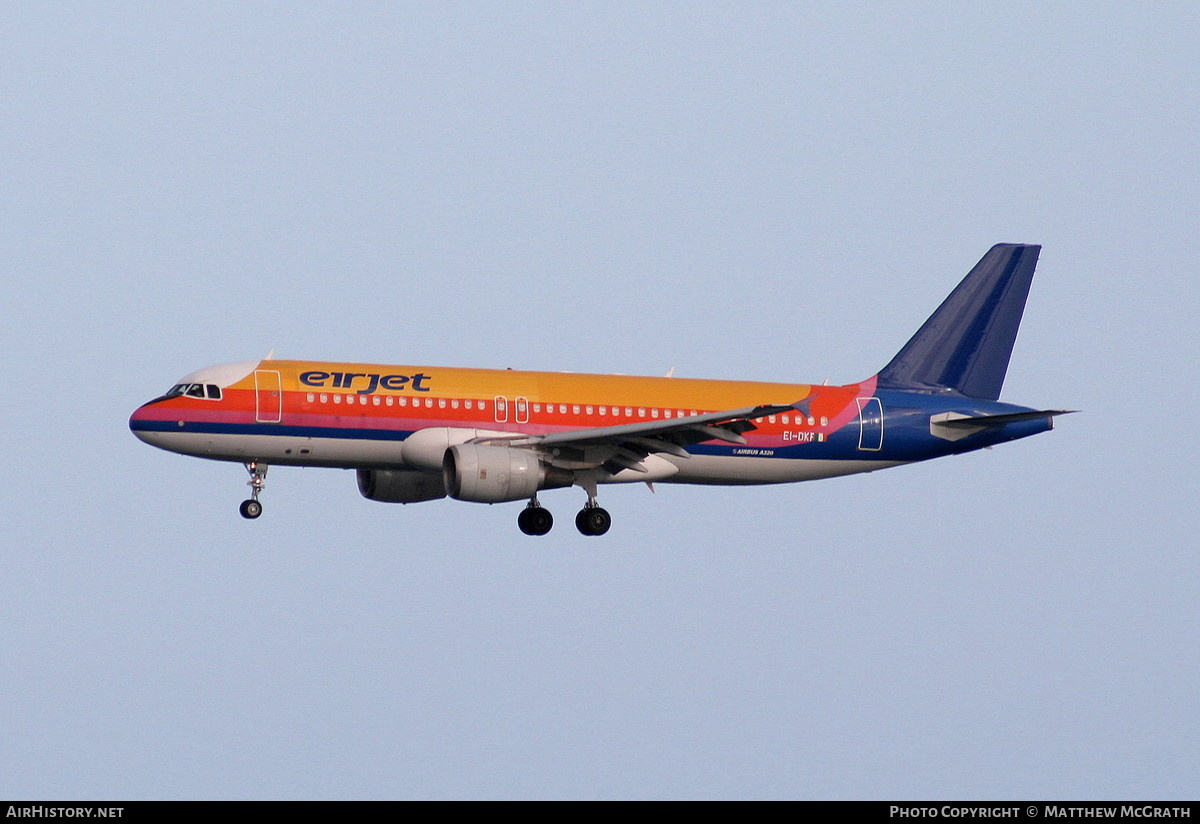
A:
[[935, 409, 1076, 428], [930, 409, 1075, 441]]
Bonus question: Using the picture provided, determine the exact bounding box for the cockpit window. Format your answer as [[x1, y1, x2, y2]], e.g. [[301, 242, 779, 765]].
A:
[[164, 383, 222, 401]]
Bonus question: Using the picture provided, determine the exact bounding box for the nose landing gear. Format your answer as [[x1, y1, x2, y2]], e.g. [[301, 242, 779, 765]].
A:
[[239, 461, 268, 519]]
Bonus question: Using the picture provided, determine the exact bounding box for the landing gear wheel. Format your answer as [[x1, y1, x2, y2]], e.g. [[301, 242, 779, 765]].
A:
[[240, 461, 268, 520], [575, 506, 611, 536], [518, 506, 554, 536]]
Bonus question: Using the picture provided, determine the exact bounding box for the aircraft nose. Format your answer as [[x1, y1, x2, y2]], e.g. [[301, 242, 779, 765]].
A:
[[129, 403, 148, 437], [129, 401, 162, 444]]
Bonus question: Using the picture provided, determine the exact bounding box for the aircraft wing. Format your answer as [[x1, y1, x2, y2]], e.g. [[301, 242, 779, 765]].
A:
[[474, 402, 799, 474]]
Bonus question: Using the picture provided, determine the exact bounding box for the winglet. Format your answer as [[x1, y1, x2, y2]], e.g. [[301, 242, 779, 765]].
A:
[[876, 244, 1041, 400]]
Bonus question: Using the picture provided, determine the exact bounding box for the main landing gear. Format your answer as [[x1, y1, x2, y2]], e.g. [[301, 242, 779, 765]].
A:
[[575, 505, 611, 537], [239, 461, 267, 519], [517, 498, 554, 536], [516, 492, 611, 536]]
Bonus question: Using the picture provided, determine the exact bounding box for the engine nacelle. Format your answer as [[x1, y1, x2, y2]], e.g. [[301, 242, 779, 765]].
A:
[[357, 468, 446, 504], [443, 444, 572, 503], [401, 427, 517, 472]]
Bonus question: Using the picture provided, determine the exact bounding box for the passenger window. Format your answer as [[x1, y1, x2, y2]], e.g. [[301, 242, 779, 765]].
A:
[[306, 393, 315, 403], [438, 398, 446, 409], [626, 407, 634, 417], [585, 406, 593, 415], [651, 409, 659, 418], [398, 397, 407, 406], [334, 395, 342, 404], [385, 396, 393, 406], [599, 406, 607, 416], [373, 396, 381, 406], [559, 404, 567, 414], [320, 394, 328, 403], [638, 408, 646, 418], [451, 399, 459, 409]]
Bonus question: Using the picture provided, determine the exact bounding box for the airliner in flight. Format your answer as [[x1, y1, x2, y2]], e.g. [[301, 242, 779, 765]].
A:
[[130, 244, 1069, 536]]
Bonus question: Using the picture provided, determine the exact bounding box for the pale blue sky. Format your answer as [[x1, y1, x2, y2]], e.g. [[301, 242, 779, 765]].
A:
[[2, 2, 1197, 799]]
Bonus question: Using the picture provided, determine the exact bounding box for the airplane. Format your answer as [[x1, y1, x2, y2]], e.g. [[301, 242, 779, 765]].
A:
[[129, 243, 1070, 536]]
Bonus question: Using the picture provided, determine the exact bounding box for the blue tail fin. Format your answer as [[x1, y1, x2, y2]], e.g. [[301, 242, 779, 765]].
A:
[[876, 243, 1041, 400]]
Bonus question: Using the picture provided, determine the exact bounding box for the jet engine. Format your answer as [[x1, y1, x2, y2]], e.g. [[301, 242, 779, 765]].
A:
[[357, 468, 446, 504], [442, 444, 572, 503]]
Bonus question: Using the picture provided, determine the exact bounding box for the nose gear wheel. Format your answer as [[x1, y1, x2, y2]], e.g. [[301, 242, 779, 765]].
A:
[[240, 461, 268, 519]]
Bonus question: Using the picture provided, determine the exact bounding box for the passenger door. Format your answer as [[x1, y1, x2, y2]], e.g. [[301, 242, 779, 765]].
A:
[[856, 397, 883, 451], [255, 370, 282, 423]]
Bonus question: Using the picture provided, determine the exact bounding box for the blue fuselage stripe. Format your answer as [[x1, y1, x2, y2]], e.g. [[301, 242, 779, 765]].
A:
[[130, 419, 414, 442]]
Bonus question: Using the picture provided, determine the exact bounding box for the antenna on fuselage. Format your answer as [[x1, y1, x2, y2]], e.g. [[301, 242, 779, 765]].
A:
[[264, 349, 275, 360]]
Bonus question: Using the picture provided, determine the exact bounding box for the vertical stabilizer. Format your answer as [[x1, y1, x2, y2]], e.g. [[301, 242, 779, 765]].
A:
[[875, 243, 1040, 400]]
